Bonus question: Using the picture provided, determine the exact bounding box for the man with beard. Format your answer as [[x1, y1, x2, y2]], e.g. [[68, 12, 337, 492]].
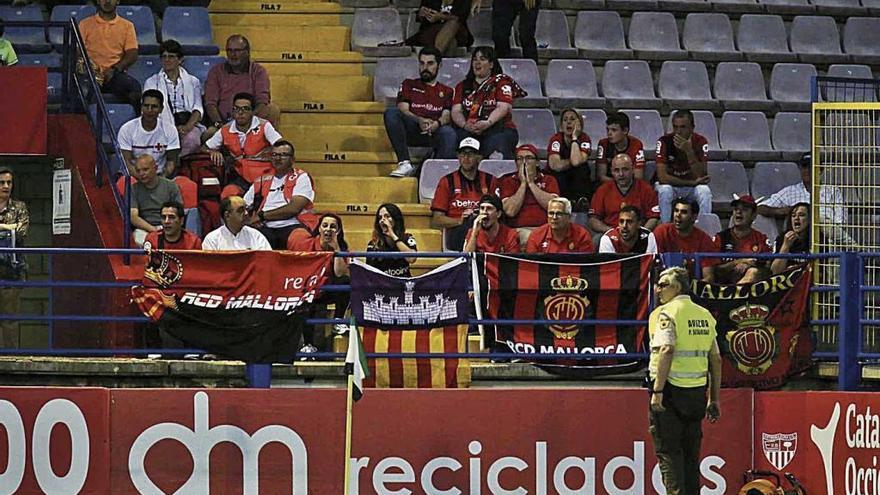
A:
[[463, 194, 520, 253], [525, 197, 593, 253], [589, 153, 660, 242], [710, 195, 772, 284], [143, 201, 202, 251], [653, 198, 718, 281], [598, 205, 657, 254], [385, 46, 457, 177]]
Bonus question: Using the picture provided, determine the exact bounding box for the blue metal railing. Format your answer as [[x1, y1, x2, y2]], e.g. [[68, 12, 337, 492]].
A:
[[0, 248, 861, 389]]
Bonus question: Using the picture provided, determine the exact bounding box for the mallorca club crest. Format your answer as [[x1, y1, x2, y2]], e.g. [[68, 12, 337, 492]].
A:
[[762, 432, 798, 471], [543, 276, 589, 339], [726, 304, 777, 375], [144, 249, 183, 288]]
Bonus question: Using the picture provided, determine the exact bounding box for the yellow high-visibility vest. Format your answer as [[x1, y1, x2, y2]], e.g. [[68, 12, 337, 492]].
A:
[[649, 295, 716, 388]]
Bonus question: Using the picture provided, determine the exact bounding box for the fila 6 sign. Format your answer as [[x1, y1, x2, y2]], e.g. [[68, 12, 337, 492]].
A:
[[0, 387, 760, 493]]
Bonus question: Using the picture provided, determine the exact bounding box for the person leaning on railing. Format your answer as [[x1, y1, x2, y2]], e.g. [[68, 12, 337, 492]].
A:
[[771, 202, 811, 275], [0, 166, 28, 348]]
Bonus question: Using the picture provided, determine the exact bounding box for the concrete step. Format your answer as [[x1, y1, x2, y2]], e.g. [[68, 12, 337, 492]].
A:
[[313, 176, 417, 203], [280, 124, 390, 152], [213, 26, 350, 52], [313, 202, 432, 229], [344, 228, 441, 253], [281, 111, 383, 126], [262, 62, 363, 77], [250, 51, 363, 64], [300, 162, 395, 176], [295, 150, 394, 164], [271, 75, 372, 102]]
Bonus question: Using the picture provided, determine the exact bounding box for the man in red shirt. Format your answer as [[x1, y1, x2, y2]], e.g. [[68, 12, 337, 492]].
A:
[[596, 112, 646, 183], [143, 201, 203, 251], [709, 195, 772, 284], [655, 109, 712, 223], [386, 47, 457, 177], [653, 198, 719, 280], [463, 195, 520, 253], [525, 197, 594, 254], [589, 153, 660, 240], [598, 205, 658, 254], [499, 144, 559, 245], [431, 137, 498, 251]]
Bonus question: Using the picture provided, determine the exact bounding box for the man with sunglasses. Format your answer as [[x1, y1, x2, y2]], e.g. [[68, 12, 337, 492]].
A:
[[203, 92, 284, 197], [243, 140, 316, 250], [648, 266, 721, 495]]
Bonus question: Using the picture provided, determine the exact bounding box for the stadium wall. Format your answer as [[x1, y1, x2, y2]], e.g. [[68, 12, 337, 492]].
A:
[[47, 115, 141, 349]]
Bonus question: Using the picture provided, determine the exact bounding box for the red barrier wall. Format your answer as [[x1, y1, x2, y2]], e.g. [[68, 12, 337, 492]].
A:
[[0, 67, 47, 155]]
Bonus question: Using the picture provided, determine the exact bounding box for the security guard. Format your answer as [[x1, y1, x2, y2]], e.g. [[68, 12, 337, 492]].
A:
[[648, 266, 722, 495]]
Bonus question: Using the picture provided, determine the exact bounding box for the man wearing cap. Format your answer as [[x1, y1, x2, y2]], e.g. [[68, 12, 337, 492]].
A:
[[498, 144, 559, 245], [709, 195, 772, 284], [525, 197, 593, 254], [431, 137, 498, 251], [463, 194, 520, 254], [655, 110, 712, 223]]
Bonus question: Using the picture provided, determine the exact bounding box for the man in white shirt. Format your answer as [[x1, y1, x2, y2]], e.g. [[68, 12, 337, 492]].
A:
[[118, 89, 181, 177], [243, 140, 315, 249], [202, 195, 271, 251], [598, 205, 658, 254]]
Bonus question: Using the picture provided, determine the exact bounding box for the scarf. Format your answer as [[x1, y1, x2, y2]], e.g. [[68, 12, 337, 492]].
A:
[[464, 73, 527, 121]]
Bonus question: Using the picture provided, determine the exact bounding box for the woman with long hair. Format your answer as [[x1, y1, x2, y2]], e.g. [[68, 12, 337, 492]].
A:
[[366, 203, 418, 277], [450, 46, 525, 159], [547, 108, 594, 216], [771, 202, 811, 274]]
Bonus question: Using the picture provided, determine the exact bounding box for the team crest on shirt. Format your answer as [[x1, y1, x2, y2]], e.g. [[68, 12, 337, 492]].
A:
[[438, 91, 445, 98], [726, 304, 777, 375], [544, 276, 590, 339], [501, 84, 512, 96]]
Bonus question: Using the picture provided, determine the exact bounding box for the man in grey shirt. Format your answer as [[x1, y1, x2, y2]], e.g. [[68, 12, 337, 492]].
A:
[[130, 155, 182, 246]]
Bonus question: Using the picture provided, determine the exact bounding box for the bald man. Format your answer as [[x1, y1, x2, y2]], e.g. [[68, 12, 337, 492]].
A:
[[130, 155, 182, 246], [202, 195, 271, 251]]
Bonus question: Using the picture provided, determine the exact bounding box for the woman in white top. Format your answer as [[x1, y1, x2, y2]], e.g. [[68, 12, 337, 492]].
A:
[[143, 39, 204, 157]]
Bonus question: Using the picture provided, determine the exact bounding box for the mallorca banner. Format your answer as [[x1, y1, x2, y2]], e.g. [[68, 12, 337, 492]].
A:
[[691, 263, 812, 389], [131, 249, 332, 363], [475, 253, 653, 370], [350, 258, 471, 388]]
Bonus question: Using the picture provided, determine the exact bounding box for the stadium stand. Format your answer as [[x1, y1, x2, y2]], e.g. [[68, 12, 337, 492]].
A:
[[544, 60, 604, 110], [373, 57, 417, 104], [657, 61, 719, 111], [161, 7, 219, 55], [735, 14, 798, 63], [627, 12, 687, 61], [418, 159, 459, 204], [0, 5, 49, 53], [498, 59, 547, 107], [720, 111, 777, 161], [49, 5, 96, 49], [708, 161, 750, 212], [126, 56, 160, 87], [535, 10, 577, 59], [714, 62, 775, 112], [682, 13, 741, 62], [573, 11, 632, 60], [694, 213, 723, 237], [479, 159, 517, 178], [843, 18, 880, 65], [601, 60, 662, 109], [351, 7, 410, 57], [789, 16, 847, 64], [751, 161, 802, 200], [772, 112, 812, 160], [769, 63, 818, 111], [578, 108, 608, 158], [117, 5, 158, 54], [511, 108, 556, 155], [621, 109, 664, 159]]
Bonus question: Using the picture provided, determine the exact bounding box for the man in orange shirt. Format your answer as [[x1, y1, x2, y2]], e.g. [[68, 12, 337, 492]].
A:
[[79, 0, 141, 110], [525, 197, 593, 254], [653, 198, 718, 281], [463, 195, 520, 254]]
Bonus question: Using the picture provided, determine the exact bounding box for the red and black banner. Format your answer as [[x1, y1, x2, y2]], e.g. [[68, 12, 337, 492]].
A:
[[476, 253, 653, 370], [131, 250, 333, 362], [691, 263, 812, 389]]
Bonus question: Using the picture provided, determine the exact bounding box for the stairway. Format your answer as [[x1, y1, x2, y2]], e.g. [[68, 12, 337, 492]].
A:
[[210, 0, 443, 271]]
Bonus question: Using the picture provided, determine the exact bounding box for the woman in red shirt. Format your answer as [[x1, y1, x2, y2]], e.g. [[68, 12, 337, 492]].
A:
[[450, 46, 526, 159]]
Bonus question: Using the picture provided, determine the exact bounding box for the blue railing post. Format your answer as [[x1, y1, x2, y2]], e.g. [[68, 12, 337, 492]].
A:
[[246, 364, 271, 388], [660, 253, 686, 271], [839, 251, 860, 390]]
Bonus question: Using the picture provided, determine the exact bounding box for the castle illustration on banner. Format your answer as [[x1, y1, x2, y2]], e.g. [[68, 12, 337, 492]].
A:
[[362, 280, 459, 326]]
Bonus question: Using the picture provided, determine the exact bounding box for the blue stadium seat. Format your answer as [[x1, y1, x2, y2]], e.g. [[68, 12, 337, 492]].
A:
[[499, 59, 548, 108], [512, 109, 556, 157], [17, 52, 62, 69], [49, 5, 96, 48], [627, 12, 687, 61], [161, 7, 219, 55], [89, 103, 136, 144], [117, 5, 158, 54], [127, 56, 160, 86], [658, 61, 719, 111], [720, 111, 779, 161], [769, 63, 817, 112], [682, 13, 742, 62], [373, 57, 417, 104], [601, 60, 661, 109], [0, 5, 50, 53], [351, 7, 412, 57], [713, 62, 775, 112], [181, 55, 224, 92], [418, 159, 459, 203], [545, 59, 604, 110], [789, 16, 847, 64], [736, 14, 798, 64], [772, 112, 811, 160], [574, 11, 632, 60]]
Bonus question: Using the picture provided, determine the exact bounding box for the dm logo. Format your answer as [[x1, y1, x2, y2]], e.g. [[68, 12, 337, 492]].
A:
[[543, 276, 589, 339], [762, 432, 798, 470]]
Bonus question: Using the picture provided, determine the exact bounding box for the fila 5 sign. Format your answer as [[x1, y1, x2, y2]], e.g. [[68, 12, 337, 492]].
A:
[[0, 388, 753, 493]]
